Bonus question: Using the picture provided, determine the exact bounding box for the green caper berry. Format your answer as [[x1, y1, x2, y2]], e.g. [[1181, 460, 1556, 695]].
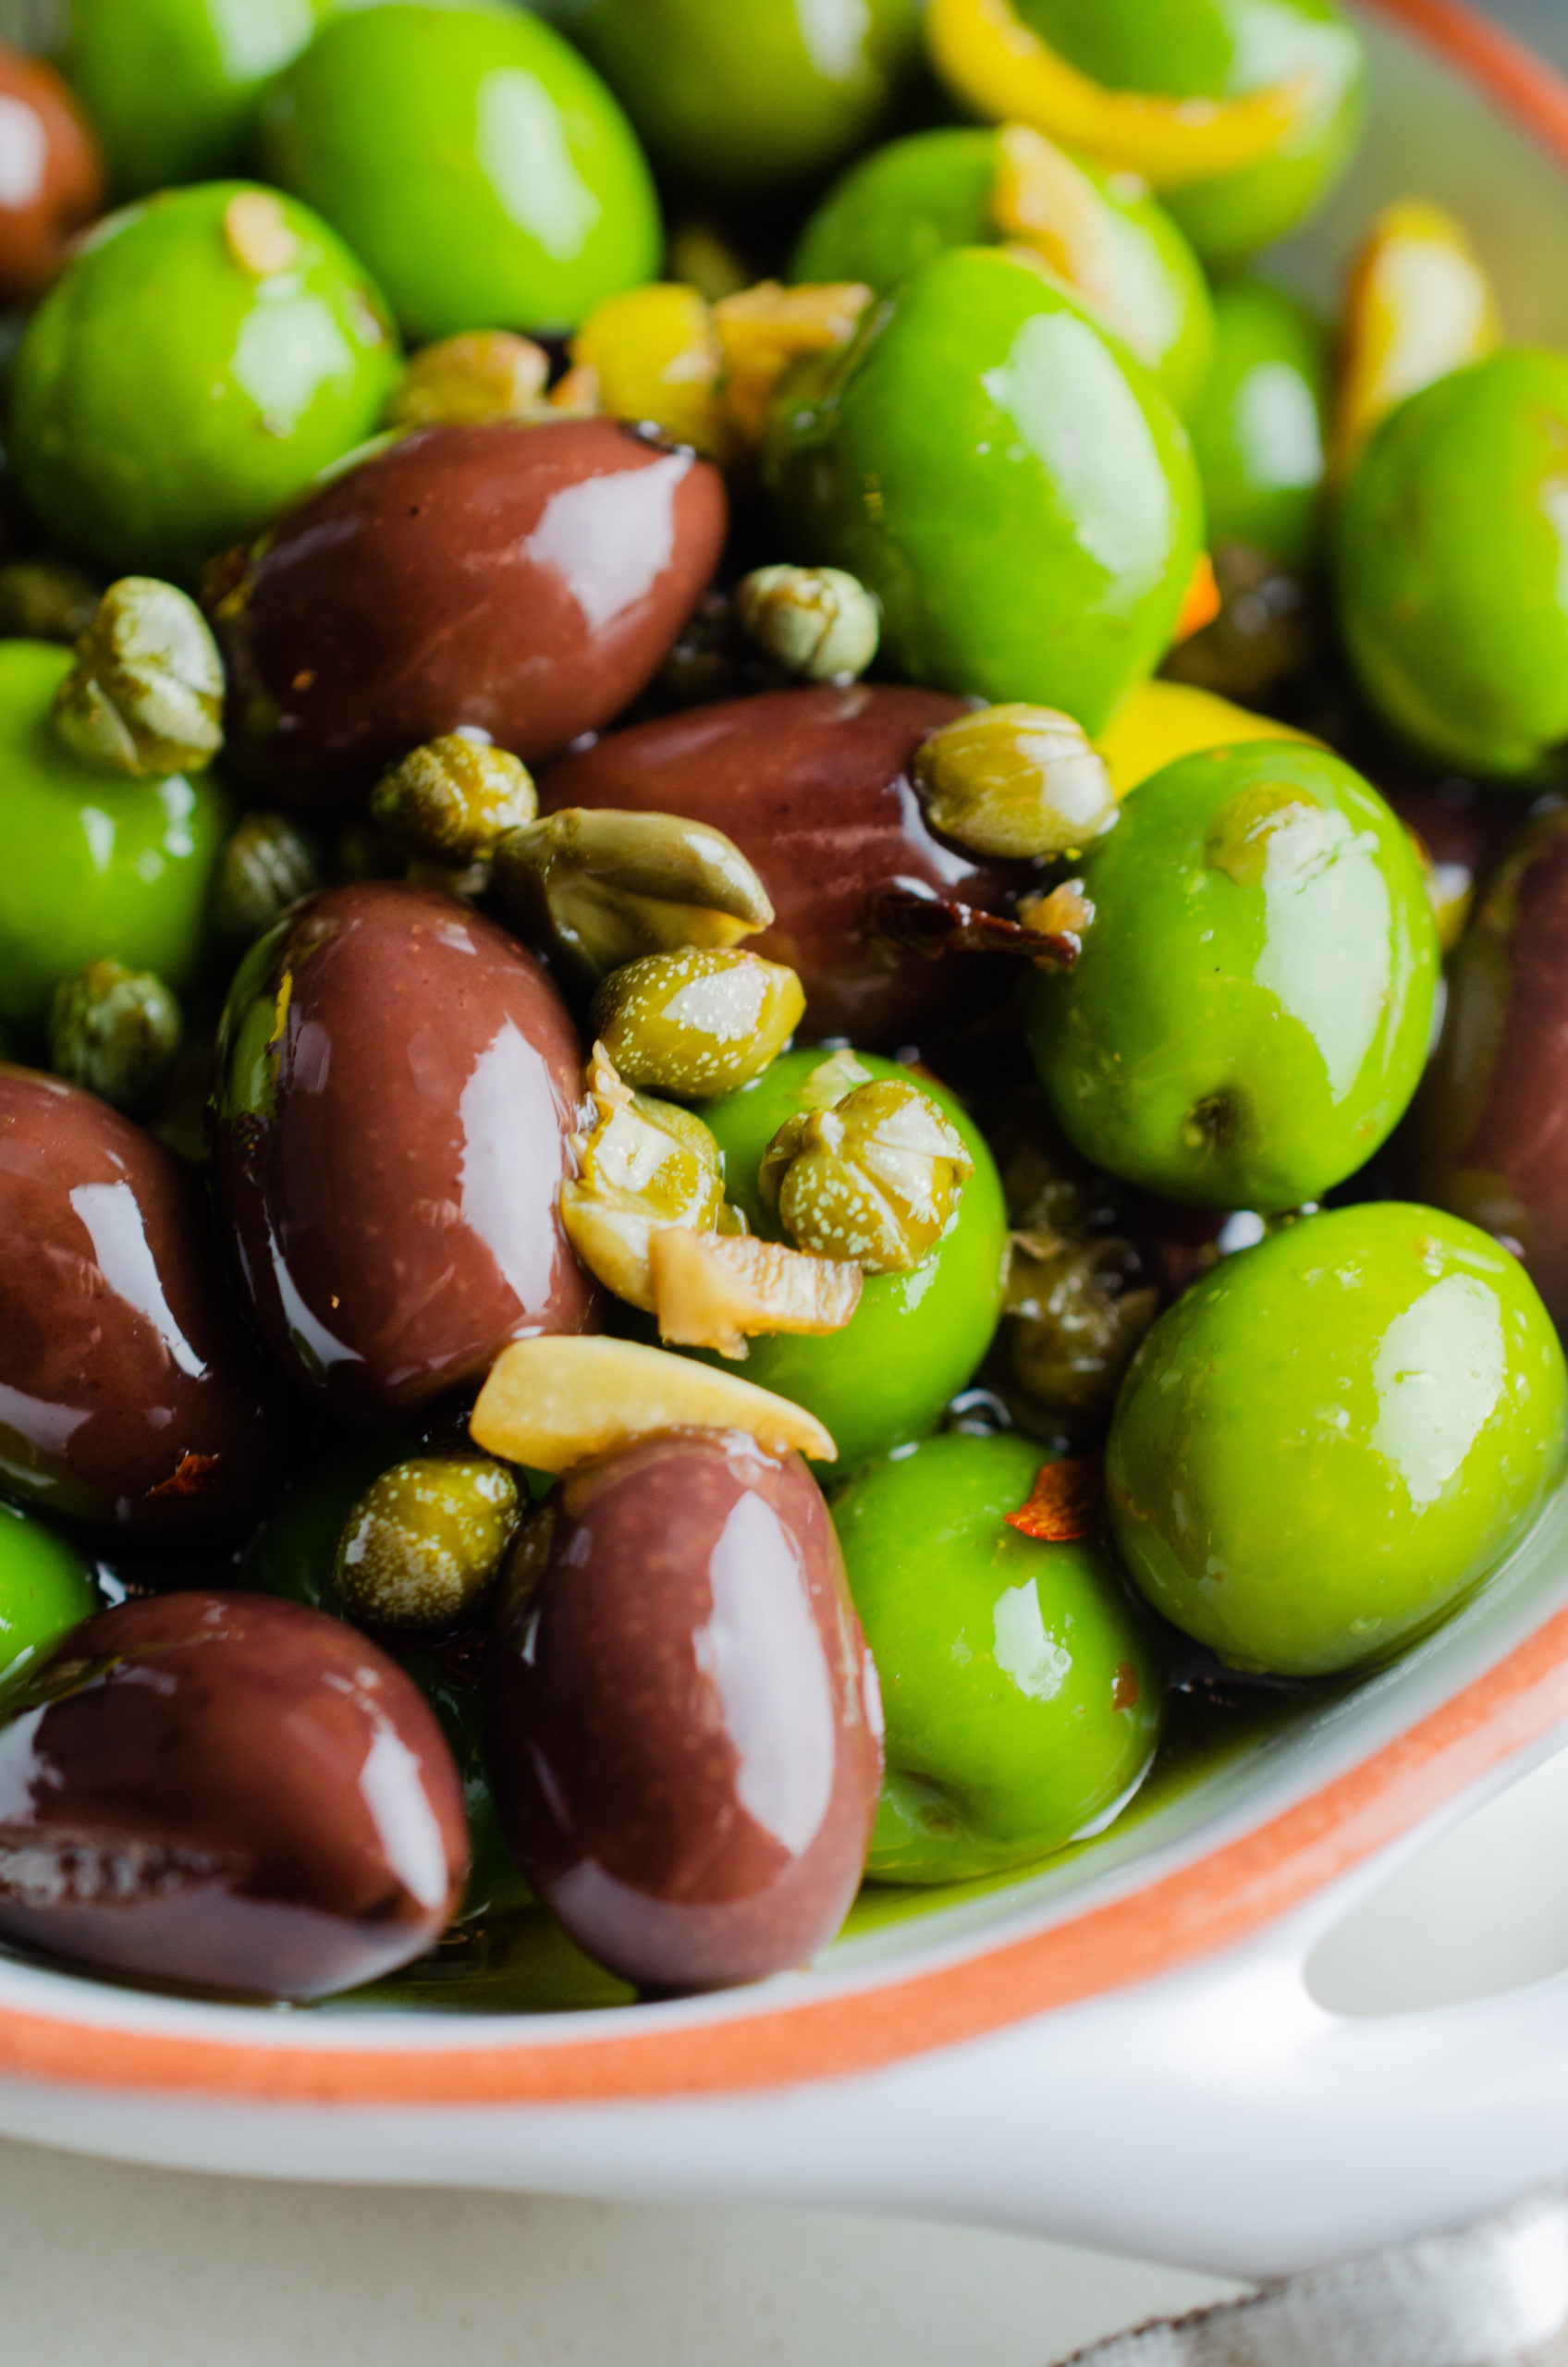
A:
[[210, 811, 323, 951], [334, 1455, 522, 1634], [735, 564, 880, 683], [370, 734, 537, 864], [759, 1076, 973, 1274], [0, 558, 101, 644], [49, 960, 182, 1113], [591, 947, 805, 1099], [53, 577, 225, 779], [914, 704, 1118, 860], [493, 807, 776, 987]]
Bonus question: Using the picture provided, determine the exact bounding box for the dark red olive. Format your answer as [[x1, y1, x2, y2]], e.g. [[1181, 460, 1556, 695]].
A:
[[489, 1432, 883, 1993], [0, 44, 103, 301], [208, 418, 729, 813], [212, 883, 595, 1420], [539, 684, 1035, 1048], [1400, 806, 1568, 1320], [0, 1592, 468, 1999], [0, 1065, 278, 1530]]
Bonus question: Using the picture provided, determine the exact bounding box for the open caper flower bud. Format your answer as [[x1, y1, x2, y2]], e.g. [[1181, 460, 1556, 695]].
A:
[[592, 946, 805, 1100], [0, 558, 100, 644], [736, 564, 880, 683], [370, 734, 537, 865], [760, 1076, 974, 1274], [385, 330, 551, 430], [560, 1044, 727, 1310], [53, 577, 225, 778], [492, 806, 776, 989], [49, 959, 182, 1113], [914, 704, 1117, 860], [210, 811, 323, 952], [334, 1454, 521, 1634]]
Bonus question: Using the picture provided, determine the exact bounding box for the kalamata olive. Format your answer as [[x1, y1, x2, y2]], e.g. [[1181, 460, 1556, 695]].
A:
[[0, 45, 104, 302], [0, 1064, 277, 1530], [489, 1432, 883, 1992], [0, 1592, 467, 1999], [213, 883, 595, 1419], [209, 418, 728, 813], [540, 684, 1034, 1047]]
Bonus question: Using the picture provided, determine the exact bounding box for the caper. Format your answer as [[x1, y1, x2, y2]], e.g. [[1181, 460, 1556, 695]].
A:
[[370, 733, 537, 866], [735, 564, 880, 683], [914, 704, 1117, 861], [560, 1044, 727, 1310], [759, 1075, 974, 1273], [53, 577, 225, 778], [209, 811, 323, 952], [384, 331, 551, 430], [492, 806, 775, 988], [334, 1455, 522, 1634], [0, 558, 100, 644], [1002, 1235, 1159, 1431], [1161, 541, 1316, 703], [49, 960, 182, 1113], [592, 946, 804, 1100]]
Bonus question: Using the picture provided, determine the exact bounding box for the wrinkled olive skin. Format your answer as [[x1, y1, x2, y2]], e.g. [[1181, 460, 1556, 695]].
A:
[[559, 0, 920, 200], [212, 419, 727, 814], [833, 1434, 1162, 1883], [10, 181, 398, 583], [1337, 352, 1568, 780], [0, 1591, 469, 1999], [489, 1433, 882, 1992], [213, 883, 595, 1420], [542, 684, 1033, 1047], [1017, 0, 1365, 267], [0, 44, 104, 299], [792, 127, 1216, 419], [0, 1065, 279, 1531], [766, 250, 1204, 736], [696, 1049, 1010, 1473], [1188, 278, 1329, 570], [1108, 1205, 1568, 1678], [1026, 743, 1440, 1210], [0, 1501, 100, 1700]]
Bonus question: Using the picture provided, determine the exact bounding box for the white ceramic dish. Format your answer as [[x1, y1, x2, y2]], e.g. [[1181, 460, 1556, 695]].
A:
[[6, 0, 1568, 2282]]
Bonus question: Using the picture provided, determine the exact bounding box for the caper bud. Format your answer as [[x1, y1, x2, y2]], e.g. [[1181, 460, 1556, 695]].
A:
[[591, 947, 805, 1100], [0, 558, 100, 644], [560, 1044, 726, 1310], [736, 564, 880, 684], [53, 577, 225, 778], [49, 959, 182, 1113], [384, 331, 551, 430], [334, 1455, 522, 1634], [492, 807, 775, 988], [914, 705, 1117, 861], [210, 811, 323, 952], [759, 1076, 974, 1274], [1003, 1235, 1158, 1431], [370, 733, 537, 866]]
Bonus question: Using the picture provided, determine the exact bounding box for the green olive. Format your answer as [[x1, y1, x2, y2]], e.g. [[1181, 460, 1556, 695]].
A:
[[334, 1455, 522, 1635], [590, 947, 805, 1099], [0, 1499, 101, 1702]]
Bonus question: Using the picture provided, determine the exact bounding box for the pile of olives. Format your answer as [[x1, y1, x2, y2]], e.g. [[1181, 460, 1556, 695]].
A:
[[0, 0, 1562, 2010]]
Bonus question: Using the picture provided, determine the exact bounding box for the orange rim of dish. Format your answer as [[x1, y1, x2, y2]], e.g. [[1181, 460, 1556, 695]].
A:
[[6, 0, 1568, 2110]]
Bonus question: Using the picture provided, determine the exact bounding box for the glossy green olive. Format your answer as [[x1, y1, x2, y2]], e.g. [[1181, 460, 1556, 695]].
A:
[[0, 641, 228, 1037], [694, 1049, 1009, 1474], [1107, 1204, 1568, 1677], [0, 1500, 100, 1702], [766, 246, 1204, 736], [833, 1432, 1163, 1883], [61, 0, 325, 200], [1187, 278, 1329, 570], [1026, 742, 1439, 1211], [1016, 0, 1366, 267], [263, 4, 661, 339], [9, 181, 398, 583], [558, 0, 920, 198], [792, 126, 1217, 419], [1336, 350, 1568, 779]]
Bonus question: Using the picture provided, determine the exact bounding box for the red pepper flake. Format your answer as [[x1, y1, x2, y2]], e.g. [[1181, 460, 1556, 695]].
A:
[[1112, 1660, 1142, 1712], [148, 1451, 222, 1500], [1005, 1453, 1102, 1543]]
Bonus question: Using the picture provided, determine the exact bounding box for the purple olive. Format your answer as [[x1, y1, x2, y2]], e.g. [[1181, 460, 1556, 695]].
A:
[[208, 418, 729, 813], [213, 882, 597, 1420], [0, 1592, 468, 1999], [0, 1064, 278, 1530], [489, 1432, 883, 1993]]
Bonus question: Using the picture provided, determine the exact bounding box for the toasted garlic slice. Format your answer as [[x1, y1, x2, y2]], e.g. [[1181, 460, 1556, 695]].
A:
[[650, 1228, 863, 1363], [471, 1335, 837, 1468]]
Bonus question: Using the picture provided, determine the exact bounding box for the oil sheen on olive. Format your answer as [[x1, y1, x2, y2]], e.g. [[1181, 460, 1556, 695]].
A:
[[210, 418, 728, 812], [541, 684, 1031, 1047], [0, 1064, 278, 1530], [0, 1591, 469, 2000], [212, 883, 595, 1419], [489, 1433, 883, 1993]]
